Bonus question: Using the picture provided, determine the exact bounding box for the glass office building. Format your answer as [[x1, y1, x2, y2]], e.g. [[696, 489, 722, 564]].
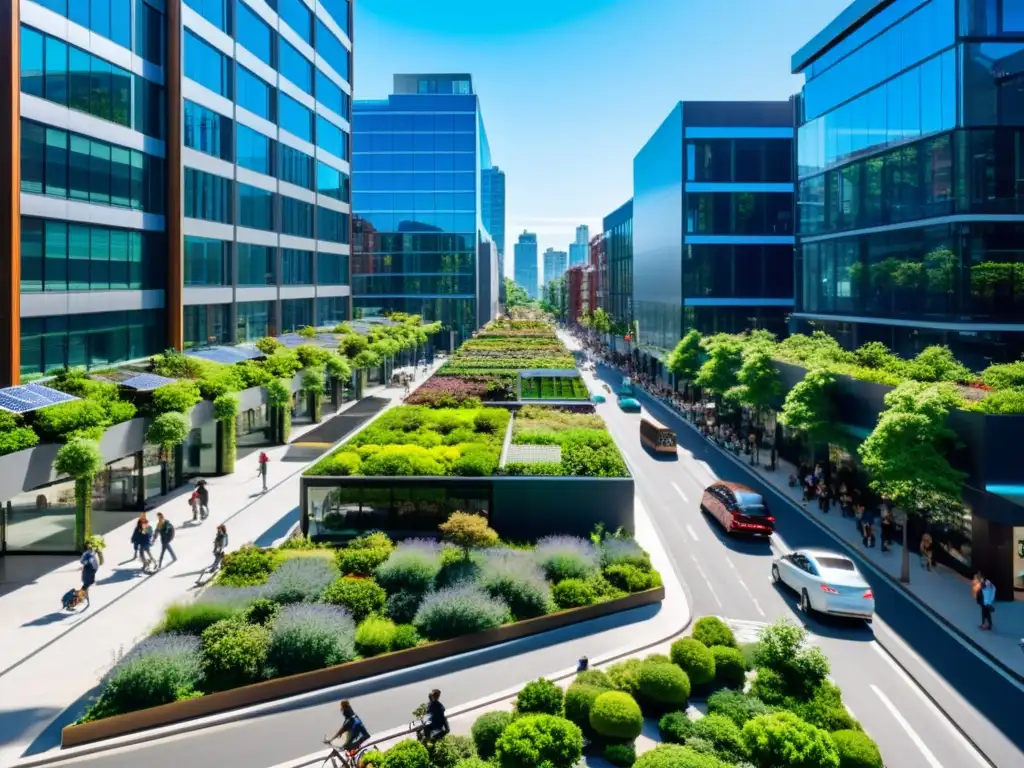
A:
[[513, 231, 539, 299], [603, 198, 633, 325], [481, 165, 506, 275], [1, 0, 353, 383], [632, 101, 795, 364], [793, 0, 1024, 366], [351, 74, 499, 349]]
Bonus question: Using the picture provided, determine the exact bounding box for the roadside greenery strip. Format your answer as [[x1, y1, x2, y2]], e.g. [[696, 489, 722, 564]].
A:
[[77, 521, 661, 725]]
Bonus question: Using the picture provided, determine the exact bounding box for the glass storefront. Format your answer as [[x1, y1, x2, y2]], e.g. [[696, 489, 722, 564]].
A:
[[182, 424, 217, 477], [237, 404, 272, 448]]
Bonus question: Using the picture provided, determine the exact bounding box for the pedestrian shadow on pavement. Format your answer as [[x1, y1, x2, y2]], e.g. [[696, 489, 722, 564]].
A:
[[21, 612, 75, 628], [97, 568, 141, 586], [254, 506, 300, 547]]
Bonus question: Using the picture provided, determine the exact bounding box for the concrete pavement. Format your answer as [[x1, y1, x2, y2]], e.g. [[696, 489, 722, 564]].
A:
[[576, 352, 1023, 768]]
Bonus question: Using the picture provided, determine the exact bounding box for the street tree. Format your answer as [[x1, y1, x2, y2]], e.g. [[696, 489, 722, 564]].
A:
[[504, 278, 531, 309], [666, 330, 702, 397], [858, 381, 965, 583], [695, 335, 743, 405], [731, 344, 783, 463], [778, 368, 838, 467]]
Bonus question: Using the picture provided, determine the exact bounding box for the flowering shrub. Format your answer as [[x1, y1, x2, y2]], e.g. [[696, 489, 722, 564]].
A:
[[405, 376, 506, 407], [413, 585, 511, 640], [266, 604, 356, 677], [478, 550, 552, 619], [262, 557, 339, 604], [600, 537, 651, 569], [375, 540, 442, 594], [535, 536, 601, 582]]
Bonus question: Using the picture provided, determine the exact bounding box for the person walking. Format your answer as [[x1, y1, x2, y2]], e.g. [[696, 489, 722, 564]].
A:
[[196, 479, 210, 518], [197, 525, 228, 585], [258, 451, 269, 493], [79, 543, 99, 607], [880, 508, 894, 552], [980, 576, 996, 630], [134, 516, 155, 571], [919, 532, 934, 571], [130, 514, 146, 560], [154, 512, 177, 569], [189, 490, 201, 522], [861, 508, 876, 548]]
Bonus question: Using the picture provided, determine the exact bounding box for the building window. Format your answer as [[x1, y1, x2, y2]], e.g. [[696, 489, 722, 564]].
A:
[[184, 100, 233, 160], [237, 243, 275, 285], [237, 65, 275, 121], [280, 144, 315, 189], [184, 236, 230, 286], [185, 30, 233, 98], [184, 304, 231, 347], [320, 0, 350, 37], [35, 0, 133, 49], [21, 119, 164, 213], [239, 183, 276, 231], [316, 162, 349, 201], [279, 93, 313, 141], [314, 19, 349, 82], [136, 0, 165, 65], [316, 296, 348, 327], [317, 207, 349, 243], [281, 248, 313, 284], [316, 115, 347, 160], [185, 167, 233, 223], [279, 0, 313, 43], [237, 300, 272, 340], [20, 311, 163, 377], [184, 0, 230, 33], [317, 252, 348, 285], [235, 0, 274, 66], [281, 298, 314, 330], [237, 124, 274, 176], [279, 38, 312, 91], [281, 196, 314, 238], [315, 69, 349, 120]]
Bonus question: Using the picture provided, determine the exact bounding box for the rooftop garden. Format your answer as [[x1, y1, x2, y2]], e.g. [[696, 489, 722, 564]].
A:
[[75, 522, 662, 727], [505, 406, 629, 478]]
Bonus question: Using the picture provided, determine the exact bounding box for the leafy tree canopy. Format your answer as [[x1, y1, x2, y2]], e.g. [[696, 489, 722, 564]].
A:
[[505, 278, 532, 309], [55, 437, 104, 479], [695, 337, 743, 397], [732, 343, 783, 416], [667, 330, 702, 383], [778, 368, 838, 446]]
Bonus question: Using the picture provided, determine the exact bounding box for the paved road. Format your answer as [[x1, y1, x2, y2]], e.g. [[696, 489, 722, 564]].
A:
[[587, 359, 1023, 768]]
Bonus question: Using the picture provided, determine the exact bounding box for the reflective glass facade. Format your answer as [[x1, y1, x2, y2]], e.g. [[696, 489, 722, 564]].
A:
[[513, 232, 539, 299], [603, 199, 633, 324], [794, 0, 1024, 364], [351, 77, 498, 348]]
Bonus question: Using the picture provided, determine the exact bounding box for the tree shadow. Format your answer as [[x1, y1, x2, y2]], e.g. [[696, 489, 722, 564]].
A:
[[22, 681, 106, 757]]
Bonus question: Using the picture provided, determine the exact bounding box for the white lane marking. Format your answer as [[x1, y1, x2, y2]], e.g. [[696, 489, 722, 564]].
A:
[[733, 573, 765, 616], [688, 551, 722, 608], [869, 642, 990, 768], [871, 684, 945, 768], [726, 559, 737, 571], [751, 598, 765, 617], [685, 524, 700, 542], [671, 482, 688, 503]]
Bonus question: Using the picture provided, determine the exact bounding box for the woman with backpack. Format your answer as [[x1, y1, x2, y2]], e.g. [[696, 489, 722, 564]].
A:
[[155, 512, 177, 569], [132, 515, 155, 572]]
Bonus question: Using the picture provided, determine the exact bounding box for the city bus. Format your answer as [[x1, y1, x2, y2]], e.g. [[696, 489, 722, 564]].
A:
[[640, 416, 677, 454]]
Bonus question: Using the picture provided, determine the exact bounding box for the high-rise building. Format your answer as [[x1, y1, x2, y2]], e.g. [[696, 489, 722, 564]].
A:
[[513, 231, 539, 298], [2, 0, 355, 384], [542, 248, 567, 285], [481, 166, 506, 266], [603, 199, 633, 325], [633, 101, 795, 365], [351, 74, 499, 348], [792, 0, 1024, 367], [569, 224, 590, 267]]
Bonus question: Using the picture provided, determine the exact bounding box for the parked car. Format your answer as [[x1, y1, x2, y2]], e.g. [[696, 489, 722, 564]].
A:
[[699, 482, 775, 537], [618, 396, 642, 412], [771, 548, 875, 620]]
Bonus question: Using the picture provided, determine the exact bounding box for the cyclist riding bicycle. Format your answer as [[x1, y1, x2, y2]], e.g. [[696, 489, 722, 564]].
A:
[[329, 700, 370, 754], [424, 689, 449, 741]]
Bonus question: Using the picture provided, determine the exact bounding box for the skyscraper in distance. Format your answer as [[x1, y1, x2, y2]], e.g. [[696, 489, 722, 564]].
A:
[[351, 73, 499, 348], [2, 0, 355, 384], [481, 166, 506, 265], [569, 224, 590, 267], [513, 231, 539, 299], [542, 248, 567, 286]]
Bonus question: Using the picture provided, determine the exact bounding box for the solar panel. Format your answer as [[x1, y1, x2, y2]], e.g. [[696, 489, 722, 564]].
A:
[[121, 373, 177, 391], [186, 345, 263, 365], [0, 383, 80, 414]]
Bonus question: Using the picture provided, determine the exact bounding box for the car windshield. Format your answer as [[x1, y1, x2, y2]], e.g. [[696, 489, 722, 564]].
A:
[[816, 556, 855, 571], [739, 504, 770, 517]]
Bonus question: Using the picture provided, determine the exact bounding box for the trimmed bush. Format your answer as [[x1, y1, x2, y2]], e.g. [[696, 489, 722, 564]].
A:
[[355, 616, 398, 657], [266, 604, 356, 677], [551, 578, 597, 609], [636, 660, 691, 711], [691, 713, 748, 763], [218, 545, 277, 587], [201, 619, 269, 691], [603, 742, 637, 767], [478, 551, 552, 620], [691, 616, 737, 649], [794, 681, 860, 732], [705, 689, 772, 727], [575, 668, 613, 688], [534, 535, 600, 582], [379, 739, 431, 768], [427, 735, 477, 768], [493, 713, 584, 768], [387, 590, 425, 624], [832, 729, 884, 768], [243, 598, 281, 626], [439, 512, 500, 555], [563, 683, 605, 736], [321, 576, 388, 622], [633, 744, 730, 768], [391, 623, 421, 650], [413, 585, 511, 641], [589, 690, 644, 741], [158, 601, 238, 635], [604, 563, 662, 593], [742, 711, 840, 768], [337, 545, 392, 576], [606, 658, 643, 697], [452, 760, 490, 768], [263, 557, 339, 604], [375, 540, 442, 594], [670, 638, 716, 687], [471, 710, 512, 759], [658, 710, 695, 744], [710, 646, 747, 689], [515, 677, 564, 716], [81, 634, 203, 722]]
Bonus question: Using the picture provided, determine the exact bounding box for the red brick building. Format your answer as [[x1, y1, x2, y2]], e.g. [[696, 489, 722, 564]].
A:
[[589, 234, 607, 313]]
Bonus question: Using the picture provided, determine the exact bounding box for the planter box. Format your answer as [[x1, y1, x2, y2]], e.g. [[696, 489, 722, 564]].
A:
[[60, 585, 664, 748]]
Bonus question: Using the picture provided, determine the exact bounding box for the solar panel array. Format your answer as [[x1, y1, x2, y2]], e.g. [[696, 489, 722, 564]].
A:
[[186, 346, 263, 365], [120, 373, 178, 391], [0, 383, 80, 414]]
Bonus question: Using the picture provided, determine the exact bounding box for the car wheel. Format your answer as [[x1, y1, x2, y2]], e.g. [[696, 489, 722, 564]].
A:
[[771, 564, 781, 584], [800, 589, 812, 614]]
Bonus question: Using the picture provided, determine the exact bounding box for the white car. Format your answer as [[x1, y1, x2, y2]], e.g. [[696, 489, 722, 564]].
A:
[[771, 548, 875, 621]]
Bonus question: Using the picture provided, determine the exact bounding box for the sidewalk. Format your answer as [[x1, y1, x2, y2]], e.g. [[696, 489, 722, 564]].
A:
[[642, 387, 1024, 681], [0, 364, 439, 765]]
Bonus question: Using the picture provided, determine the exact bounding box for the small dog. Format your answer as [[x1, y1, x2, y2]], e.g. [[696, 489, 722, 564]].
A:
[[61, 587, 88, 611]]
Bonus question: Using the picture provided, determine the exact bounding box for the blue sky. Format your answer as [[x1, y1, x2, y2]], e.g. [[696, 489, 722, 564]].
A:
[[354, 0, 851, 274]]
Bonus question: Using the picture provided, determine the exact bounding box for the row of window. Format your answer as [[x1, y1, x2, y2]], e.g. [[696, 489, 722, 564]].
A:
[[21, 25, 165, 139], [184, 293, 349, 347], [184, 167, 349, 242], [353, 130, 478, 154], [682, 244, 794, 300], [797, 47, 956, 179], [802, 0, 954, 122], [604, 215, 632, 323], [683, 306, 789, 339], [21, 217, 161, 292], [687, 139, 792, 184], [353, 170, 477, 192], [352, 275, 477, 295], [353, 111, 477, 134], [352, 192, 478, 212], [798, 129, 1024, 237], [21, 310, 163, 377], [797, 221, 1024, 322], [32, 0, 165, 65], [351, 211, 478, 236], [21, 119, 165, 213], [686, 192, 794, 236], [350, 232, 475, 254]]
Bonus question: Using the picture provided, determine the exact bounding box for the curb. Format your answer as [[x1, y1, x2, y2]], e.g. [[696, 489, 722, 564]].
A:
[[633, 383, 1024, 690]]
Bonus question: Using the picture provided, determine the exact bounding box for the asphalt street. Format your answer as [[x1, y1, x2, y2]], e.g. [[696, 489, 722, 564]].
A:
[[587, 358, 1024, 768]]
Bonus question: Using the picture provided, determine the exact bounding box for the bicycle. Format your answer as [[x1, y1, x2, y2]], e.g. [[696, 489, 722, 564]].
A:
[[320, 737, 371, 768]]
